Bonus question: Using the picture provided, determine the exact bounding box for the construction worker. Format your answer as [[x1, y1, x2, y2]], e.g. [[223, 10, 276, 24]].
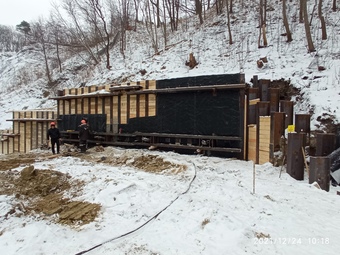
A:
[[47, 122, 61, 154], [78, 119, 90, 153]]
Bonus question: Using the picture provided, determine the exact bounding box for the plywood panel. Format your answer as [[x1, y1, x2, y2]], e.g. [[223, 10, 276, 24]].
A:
[[148, 94, 156, 116], [105, 97, 111, 125], [31, 121, 37, 149], [120, 94, 128, 124], [76, 98, 82, 114], [83, 98, 89, 113], [97, 98, 103, 114], [248, 125, 257, 162], [25, 122, 32, 152], [90, 98, 96, 114], [139, 95, 146, 117], [19, 122, 25, 153], [129, 95, 137, 118], [112, 96, 119, 124], [8, 137, 14, 154], [149, 80, 156, 89], [259, 116, 271, 164], [71, 99, 76, 114], [64, 100, 70, 115]]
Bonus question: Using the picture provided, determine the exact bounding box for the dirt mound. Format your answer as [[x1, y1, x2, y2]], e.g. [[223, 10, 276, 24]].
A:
[[83, 146, 187, 174], [0, 154, 35, 171], [0, 165, 100, 226]]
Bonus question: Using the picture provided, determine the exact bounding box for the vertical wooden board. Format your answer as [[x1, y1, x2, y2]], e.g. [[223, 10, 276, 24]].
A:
[[37, 122, 42, 148], [58, 101, 63, 115], [120, 94, 128, 124], [0, 141, 3, 154], [139, 95, 146, 117], [112, 96, 119, 124], [3, 140, 8, 154], [259, 150, 270, 165], [70, 99, 76, 114], [65, 100, 70, 114], [32, 111, 37, 119], [70, 88, 77, 95], [129, 95, 137, 118], [139, 80, 146, 89], [19, 111, 25, 119], [90, 98, 96, 114], [83, 98, 89, 113], [25, 122, 32, 152], [148, 94, 156, 116], [105, 84, 111, 92], [97, 98, 103, 114], [76, 99, 82, 114], [90, 85, 97, 92], [8, 137, 14, 153], [13, 112, 19, 119], [248, 125, 257, 162], [64, 88, 69, 95], [148, 80, 156, 89], [19, 122, 25, 153], [105, 98, 111, 125], [259, 117, 271, 164], [31, 121, 37, 150]]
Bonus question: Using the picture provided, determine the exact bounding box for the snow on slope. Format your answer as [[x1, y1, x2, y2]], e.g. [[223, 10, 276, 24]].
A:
[[1, 1, 340, 130]]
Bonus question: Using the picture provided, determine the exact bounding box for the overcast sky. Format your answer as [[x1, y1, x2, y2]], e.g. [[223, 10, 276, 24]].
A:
[[0, 0, 52, 26]]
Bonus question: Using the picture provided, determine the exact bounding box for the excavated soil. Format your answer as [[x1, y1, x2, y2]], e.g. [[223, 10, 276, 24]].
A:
[[0, 154, 100, 226], [0, 147, 187, 228]]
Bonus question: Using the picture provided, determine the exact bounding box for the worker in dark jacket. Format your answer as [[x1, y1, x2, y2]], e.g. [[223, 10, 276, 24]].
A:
[[47, 122, 61, 154], [78, 119, 90, 152]]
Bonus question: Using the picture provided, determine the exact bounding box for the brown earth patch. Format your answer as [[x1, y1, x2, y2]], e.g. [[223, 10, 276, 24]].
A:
[[0, 154, 35, 171], [0, 164, 100, 226]]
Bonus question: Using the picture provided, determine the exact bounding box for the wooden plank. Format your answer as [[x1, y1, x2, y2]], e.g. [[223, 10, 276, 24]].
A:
[[83, 98, 89, 113], [112, 96, 119, 124], [148, 80, 156, 90], [25, 121, 31, 152], [130, 95, 137, 118], [19, 122, 25, 153], [120, 94, 128, 124], [70, 99, 76, 114], [249, 98, 260, 106], [148, 94, 156, 116], [90, 98, 96, 114], [139, 95, 146, 117], [105, 97, 111, 125]]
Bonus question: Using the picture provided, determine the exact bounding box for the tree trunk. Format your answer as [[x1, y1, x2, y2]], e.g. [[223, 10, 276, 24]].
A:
[[195, 0, 204, 24], [226, 0, 233, 44], [318, 0, 327, 40], [282, 0, 293, 42], [332, 0, 336, 11], [299, 0, 304, 23], [302, 0, 315, 52]]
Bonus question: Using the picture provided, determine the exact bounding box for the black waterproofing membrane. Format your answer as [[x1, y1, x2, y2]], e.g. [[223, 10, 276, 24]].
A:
[[120, 73, 243, 136], [58, 114, 106, 133]]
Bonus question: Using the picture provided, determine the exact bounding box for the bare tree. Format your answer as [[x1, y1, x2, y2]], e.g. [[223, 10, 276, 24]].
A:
[[31, 20, 53, 84], [302, 0, 315, 52], [299, 0, 304, 23], [258, 0, 268, 48], [150, 0, 161, 27], [165, 0, 180, 31], [226, 0, 233, 45], [195, 0, 203, 24], [318, 0, 327, 40], [282, 0, 293, 42]]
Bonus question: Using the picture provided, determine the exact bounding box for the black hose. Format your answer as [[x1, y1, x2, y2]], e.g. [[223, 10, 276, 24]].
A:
[[75, 163, 197, 255]]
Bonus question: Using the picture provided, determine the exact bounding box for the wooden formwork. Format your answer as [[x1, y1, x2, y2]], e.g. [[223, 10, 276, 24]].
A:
[[259, 116, 271, 164], [54, 80, 157, 128], [0, 110, 57, 155]]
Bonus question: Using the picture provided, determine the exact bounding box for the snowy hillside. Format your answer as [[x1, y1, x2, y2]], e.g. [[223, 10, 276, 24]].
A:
[[0, 1, 340, 131]]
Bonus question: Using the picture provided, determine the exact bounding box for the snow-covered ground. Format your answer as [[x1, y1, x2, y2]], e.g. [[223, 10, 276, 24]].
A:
[[1, 147, 340, 255]]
